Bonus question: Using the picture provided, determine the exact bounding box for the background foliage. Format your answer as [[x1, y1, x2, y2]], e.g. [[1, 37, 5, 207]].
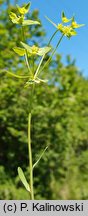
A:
[[0, 0, 88, 199]]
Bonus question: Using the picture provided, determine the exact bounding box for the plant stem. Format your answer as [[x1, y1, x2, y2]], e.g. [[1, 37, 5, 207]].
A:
[[21, 26, 34, 199], [34, 30, 58, 79], [38, 34, 64, 75], [25, 53, 32, 76], [48, 29, 58, 45], [35, 34, 64, 79], [21, 26, 32, 75], [28, 113, 34, 200], [22, 26, 25, 41], [28, 84, 35, 199], [34, 55, 45, 79]]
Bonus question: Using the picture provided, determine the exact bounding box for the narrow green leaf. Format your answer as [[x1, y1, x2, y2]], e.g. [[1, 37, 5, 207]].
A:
[[18, 167, 30, 192], [13, 47, 26, 56], [1, 69, 29, 79], [23, 19, 40, 26], [33, 146, 48, 169]]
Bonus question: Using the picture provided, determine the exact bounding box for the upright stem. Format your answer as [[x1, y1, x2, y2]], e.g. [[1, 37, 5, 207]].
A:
[[21, 26, 34, 199], [34, 55, 45, 79], [28, 84, 35, 199], [25, 53, 32, 75], [28, 113, 34, 200], [21, 26, 63, 200], [21, 26, 32, 75]]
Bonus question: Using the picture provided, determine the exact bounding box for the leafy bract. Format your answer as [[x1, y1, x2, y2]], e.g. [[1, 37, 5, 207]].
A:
[[71, 21, 85, 29], [21, 42, 51, 56], [18, 167, 30, 192], [13, 47, 26, 56], [38, 47, 51, 56], [22, 19, 40, 26]]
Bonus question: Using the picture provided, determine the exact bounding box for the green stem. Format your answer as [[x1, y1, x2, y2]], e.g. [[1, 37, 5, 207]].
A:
[[32, 56, 35, 75], [21, 26, 32, 75], [21, 26, 34, 199], [34, 55, 45, 79], [28, 84, 35, 199], [25, 53, 32, 76], [34, 30, 58, 79], [28, 113, 34, 200], [39, 34, 64, 75], [48, 29, 58, 45], [21, 26, 24, 42]]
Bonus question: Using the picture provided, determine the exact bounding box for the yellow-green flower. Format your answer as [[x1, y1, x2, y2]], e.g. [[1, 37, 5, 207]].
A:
[[62, 26, 77, 38], [61, 11, 72, 23], [57, 24, 76, 38], [71, 21, 85, 29], [46, 12, 84, 38], [9, 2, 40, 26], [13, 42, 51, 57], [31, 45, 39, 55], [9, 12, 24, 24], [57, 23, 64, 32], [16, 2, 31, 15]]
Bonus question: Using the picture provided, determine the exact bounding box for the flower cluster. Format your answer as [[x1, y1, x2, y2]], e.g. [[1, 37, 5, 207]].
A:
[[13, 42, 51, 57], [46, 11, 84, 38], [9, 2, 40, 26], [8, 3, 84, 88], [13, 42, 51, 85], [9, 2, 51, 86]]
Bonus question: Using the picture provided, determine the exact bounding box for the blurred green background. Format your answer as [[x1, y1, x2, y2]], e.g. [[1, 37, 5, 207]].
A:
[[0, 0, 88, 199]]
